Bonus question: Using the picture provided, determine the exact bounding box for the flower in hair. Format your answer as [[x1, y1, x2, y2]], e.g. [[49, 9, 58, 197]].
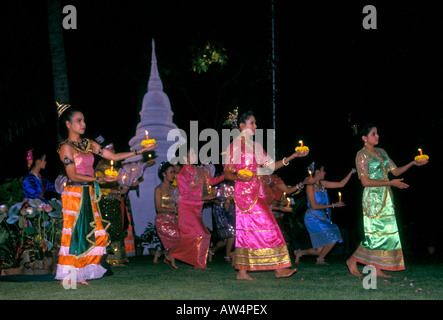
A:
[[223, 107, 238, 129]]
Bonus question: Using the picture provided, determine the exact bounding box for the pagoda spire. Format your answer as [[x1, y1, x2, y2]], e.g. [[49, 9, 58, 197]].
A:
[[148, 38, 163, 91]]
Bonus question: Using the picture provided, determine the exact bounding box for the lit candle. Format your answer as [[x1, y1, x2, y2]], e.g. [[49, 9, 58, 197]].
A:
[[309, 170, 312, 178], [283, 192, 286, 199], [110, 160, 114, 172], [287, 197, 290, 207], [418, 148, 423, 156], [338, 192, 342, 202], [299, 140, 303, 148], [208, 185, 212, 194], [148, 153, 152, 159], [145, 130, 149, 140]]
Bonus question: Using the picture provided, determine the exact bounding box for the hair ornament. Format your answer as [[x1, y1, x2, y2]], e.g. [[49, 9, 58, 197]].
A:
[[308, 162, 315, 175], [27, 149, 34, 169], [223, 107, 238, 129], [56, 101, 71, 118]]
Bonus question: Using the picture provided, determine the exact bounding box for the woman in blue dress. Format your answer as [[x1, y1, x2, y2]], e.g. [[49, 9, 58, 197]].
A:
[[294, 163, 355, 265], [22, 148, 58, 203]]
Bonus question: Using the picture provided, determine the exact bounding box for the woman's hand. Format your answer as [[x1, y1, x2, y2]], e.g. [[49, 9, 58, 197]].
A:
[[390, 178, 409, 189], [103, 175, 120, 183], [138, 143, 158, 153], [294, 150, 309, 158], [237, 173, 253, 182], [413, 159, 429, 166], [333, 202, 346, 208]]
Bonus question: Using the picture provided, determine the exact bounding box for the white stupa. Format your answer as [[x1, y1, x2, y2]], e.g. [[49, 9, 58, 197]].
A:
[[126, 39, 183, 251]]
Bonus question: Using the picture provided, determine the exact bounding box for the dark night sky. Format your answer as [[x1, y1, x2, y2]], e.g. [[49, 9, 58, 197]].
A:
[[1, 1, 442, 249]]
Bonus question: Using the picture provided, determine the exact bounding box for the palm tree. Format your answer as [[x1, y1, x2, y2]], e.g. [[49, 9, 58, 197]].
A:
[[47, 0, 70, 143]]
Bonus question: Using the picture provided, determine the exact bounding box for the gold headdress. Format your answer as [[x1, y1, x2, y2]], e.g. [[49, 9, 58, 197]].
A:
[[56, 102, 71, 118]]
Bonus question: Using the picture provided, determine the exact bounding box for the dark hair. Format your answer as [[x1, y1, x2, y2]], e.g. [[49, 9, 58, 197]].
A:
[[158, 162, 174, 181], [358, 122, 377, 137], [238, 110, 254, 125], [313, 162, 326, 174], [28, 148, 46, 170], [58, 106, 83, 139]]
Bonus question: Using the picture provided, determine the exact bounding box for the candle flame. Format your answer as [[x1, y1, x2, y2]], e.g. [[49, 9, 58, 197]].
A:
[[338, 192, 342, 196]]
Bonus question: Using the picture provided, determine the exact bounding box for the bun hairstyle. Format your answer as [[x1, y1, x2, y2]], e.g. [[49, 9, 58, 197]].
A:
[[238, 110, 254, 125], [158, 162, 174, 181], [27, 148, 46, 170], [56, 102, 83, 139], [358, 122, 377, 137]]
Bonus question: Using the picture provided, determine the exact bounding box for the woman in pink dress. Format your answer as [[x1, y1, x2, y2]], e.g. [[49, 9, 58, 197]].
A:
[[167, 145, 224, 269], [224, 110, 308, 280]]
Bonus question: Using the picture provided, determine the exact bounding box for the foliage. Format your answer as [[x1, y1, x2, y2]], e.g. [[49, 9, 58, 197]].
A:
[[139, 222, 162, 251], [191, 42, 227, 74], [0, 198, 63, 269], [0, 177, 24, 207]]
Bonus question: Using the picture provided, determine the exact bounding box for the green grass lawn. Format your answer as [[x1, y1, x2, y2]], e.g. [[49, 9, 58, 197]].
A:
[[1, 253, 442, 301]]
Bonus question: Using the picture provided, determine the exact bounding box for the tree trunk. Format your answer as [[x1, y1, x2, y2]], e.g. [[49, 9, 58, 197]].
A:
[[47, 0, 70, 143]]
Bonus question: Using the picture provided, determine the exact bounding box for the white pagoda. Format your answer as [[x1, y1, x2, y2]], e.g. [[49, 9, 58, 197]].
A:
[[126, 39, 183, 250]]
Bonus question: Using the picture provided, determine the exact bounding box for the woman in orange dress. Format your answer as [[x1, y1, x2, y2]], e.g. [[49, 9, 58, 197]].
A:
[[55, 103, 156, 285]]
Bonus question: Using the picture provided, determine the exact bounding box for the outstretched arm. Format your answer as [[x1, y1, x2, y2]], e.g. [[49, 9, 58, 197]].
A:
[[322, 169, 356, 189], [391, 160, 428, 177]]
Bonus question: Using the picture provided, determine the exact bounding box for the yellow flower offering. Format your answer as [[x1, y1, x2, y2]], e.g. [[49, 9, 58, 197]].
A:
[[295, 140, 309, 152], [105, 169, 119, 177], [141, 139, 156, 147], [105, 161, 119, 177], [414, 148, 429, 162], [141, 129, 156, 147], [238, 169, 253, 177]]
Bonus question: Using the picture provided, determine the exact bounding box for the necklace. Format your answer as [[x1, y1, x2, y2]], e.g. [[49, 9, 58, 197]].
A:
[[161, 182, 172, 193], [63, 138, 92, 154]]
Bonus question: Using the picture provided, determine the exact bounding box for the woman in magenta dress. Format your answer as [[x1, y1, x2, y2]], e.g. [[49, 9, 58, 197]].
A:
[[167, 145, 224, 269], [224, 110, 308, 280]]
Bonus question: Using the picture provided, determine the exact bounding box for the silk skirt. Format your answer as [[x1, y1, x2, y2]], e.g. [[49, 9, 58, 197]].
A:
[[351, 187, 405, 271], [155, 213, 179, 252], [56, 185, 110, 282], [304, 209, 343, 248], [169, 200, 210, 268], [235, 191, 291, 271]]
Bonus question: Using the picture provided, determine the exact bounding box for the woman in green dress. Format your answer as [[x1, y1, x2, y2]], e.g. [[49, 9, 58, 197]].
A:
[[346, 123, 428, 277]]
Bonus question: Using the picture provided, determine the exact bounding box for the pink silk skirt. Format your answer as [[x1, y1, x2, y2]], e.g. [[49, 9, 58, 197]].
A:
[[169, 200, 210, 268], [235, 187, 292, 271], [155, 213, 179, 252]]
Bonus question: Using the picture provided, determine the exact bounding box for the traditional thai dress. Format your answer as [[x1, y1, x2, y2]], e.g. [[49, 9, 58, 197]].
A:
[[155, 183, 180, 253], [22, 172, 57, 203], [225, 138, 292, 271], [169, 165, 224, 268], [350, 147, 405, 271], [304, 187, 343, 248], [95, 160, 128, 265], [213, 181, 236, 240], [123, 193, 136, 257], [55, 139, 110, 282]]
